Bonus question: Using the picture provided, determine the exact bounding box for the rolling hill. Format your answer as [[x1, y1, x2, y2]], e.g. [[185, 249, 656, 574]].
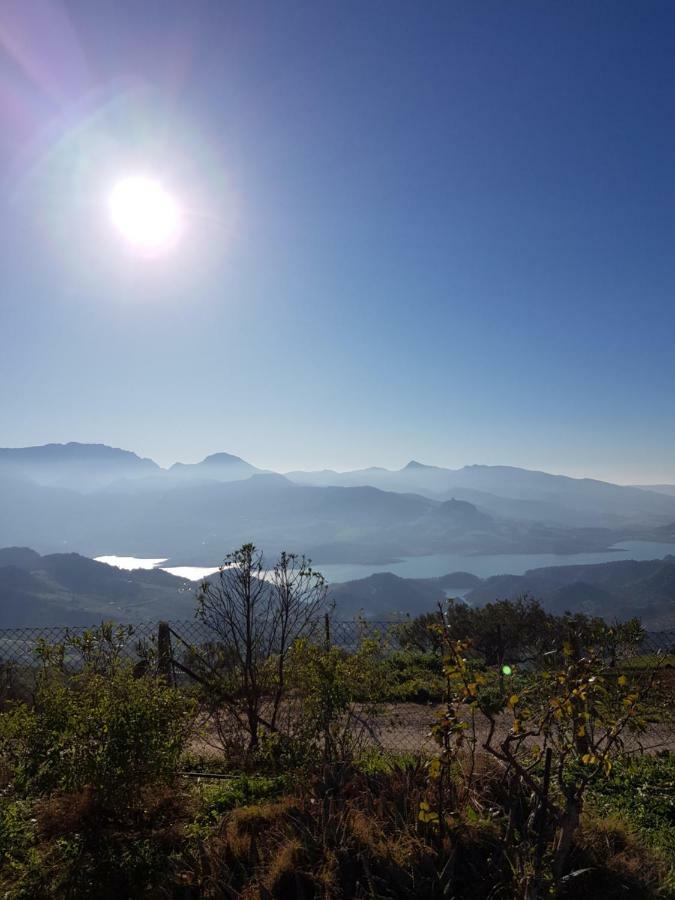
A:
[[0, 547, 194, 626], [0, 548, 672, 628]]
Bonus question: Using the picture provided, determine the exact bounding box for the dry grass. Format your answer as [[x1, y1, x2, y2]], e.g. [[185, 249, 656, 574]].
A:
[[185, 756, 673, 899], [22, 784, 195, 900], [562, 813, 670, 899], [196, 764, 518, 899], [7, 755, 671, 898]]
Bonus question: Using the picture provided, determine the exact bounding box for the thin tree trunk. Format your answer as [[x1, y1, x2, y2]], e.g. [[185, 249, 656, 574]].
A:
[[552, 796, 580, 882]]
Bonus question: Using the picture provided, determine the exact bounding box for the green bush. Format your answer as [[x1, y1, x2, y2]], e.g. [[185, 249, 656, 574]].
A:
[[0, 640, 194, 807], [382, 649, 444, 702], [286, 633, 389, 763]]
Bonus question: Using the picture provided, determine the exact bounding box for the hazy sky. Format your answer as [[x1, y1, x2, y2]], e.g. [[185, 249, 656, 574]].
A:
[[1, 1, 674, 483]]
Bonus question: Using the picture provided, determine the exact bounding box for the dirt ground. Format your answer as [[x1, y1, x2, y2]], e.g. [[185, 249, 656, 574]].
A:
[[189, 699, 675, 760]]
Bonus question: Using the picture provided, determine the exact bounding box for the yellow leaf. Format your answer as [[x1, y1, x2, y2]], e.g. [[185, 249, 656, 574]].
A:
[[508, 694, 520, 708], [418, 803, 439, 824], [618, 675, 628, 687], [577, 725, 586, 738], [513, 719, 521, 734]]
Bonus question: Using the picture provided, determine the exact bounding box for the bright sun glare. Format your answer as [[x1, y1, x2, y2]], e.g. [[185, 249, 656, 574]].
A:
[[107, 175, 182, 254]]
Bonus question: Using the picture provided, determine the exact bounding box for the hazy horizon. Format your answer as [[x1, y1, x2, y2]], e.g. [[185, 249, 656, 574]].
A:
[[0, 437, 673, 486]]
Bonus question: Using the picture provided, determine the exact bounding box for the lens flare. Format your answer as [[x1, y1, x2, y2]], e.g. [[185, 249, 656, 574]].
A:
[[107, 175, 182, 254]]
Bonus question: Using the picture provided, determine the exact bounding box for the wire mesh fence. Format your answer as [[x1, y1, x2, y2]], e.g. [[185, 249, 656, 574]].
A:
[[0, 615, 672, 755], [0, 618, 672, 668]]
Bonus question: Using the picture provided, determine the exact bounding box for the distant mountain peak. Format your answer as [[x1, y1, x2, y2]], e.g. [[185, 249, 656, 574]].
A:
[[168, 451, 260, 483], [170, 451, 256, 470], [402, 459, 432, 470]]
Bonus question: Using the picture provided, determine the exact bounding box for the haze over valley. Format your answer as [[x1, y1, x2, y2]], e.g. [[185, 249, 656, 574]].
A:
[[1, 442, 675, 625], [3, 442, 675, 565]]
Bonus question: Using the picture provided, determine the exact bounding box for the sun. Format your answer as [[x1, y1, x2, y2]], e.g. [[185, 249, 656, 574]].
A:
[[107, 175, 182, 255]]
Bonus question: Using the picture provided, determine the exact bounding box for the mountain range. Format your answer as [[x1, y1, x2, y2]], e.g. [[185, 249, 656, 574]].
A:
[[286, 461, 675, 527], [1, 443, 675, 570]]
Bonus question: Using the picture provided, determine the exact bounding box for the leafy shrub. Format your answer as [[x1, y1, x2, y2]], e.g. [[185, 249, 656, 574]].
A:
[[0, 797, 37, 884], [285, 632, 390, 764], [382, 648, 445, 701], [0, 628, 194, 808], [0, 786, 190, 899]]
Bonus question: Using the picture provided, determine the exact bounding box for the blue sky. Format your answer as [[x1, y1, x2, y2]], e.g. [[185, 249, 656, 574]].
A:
[[1, 0, 674, 482]]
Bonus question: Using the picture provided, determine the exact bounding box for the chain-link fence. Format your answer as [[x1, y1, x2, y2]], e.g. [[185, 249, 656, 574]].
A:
[[0, 616, 672, 755], [0, 618, 672, 669]]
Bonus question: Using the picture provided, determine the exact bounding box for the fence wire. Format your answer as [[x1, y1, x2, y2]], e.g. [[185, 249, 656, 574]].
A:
[[0, 617, 672, 755]]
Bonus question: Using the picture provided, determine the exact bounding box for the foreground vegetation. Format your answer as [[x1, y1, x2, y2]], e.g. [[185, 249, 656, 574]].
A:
[[0, 544, 672, 898], [0, 749, 672, 898]]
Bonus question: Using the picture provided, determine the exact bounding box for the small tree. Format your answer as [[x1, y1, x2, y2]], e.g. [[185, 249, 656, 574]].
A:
[[421, 603, 665, 897], [195, 544, 328, 754]]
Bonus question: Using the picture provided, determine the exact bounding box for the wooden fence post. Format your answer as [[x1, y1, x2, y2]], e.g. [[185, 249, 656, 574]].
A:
[[497, 624, 505, 694], [157, 621, 174, 685]]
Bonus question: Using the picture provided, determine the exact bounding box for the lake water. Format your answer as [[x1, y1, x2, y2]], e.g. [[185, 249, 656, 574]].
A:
[[95, 540, 675, 584], [95, 556, 221, 581]]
